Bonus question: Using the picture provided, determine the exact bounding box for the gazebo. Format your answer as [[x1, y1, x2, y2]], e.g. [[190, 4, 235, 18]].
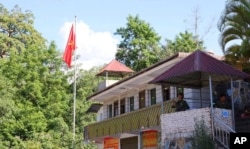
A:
[[150, 50, 250, 129], [151, 50, 249, 88]]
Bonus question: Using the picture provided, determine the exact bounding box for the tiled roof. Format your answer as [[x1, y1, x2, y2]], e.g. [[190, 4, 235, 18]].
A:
[[96, 59, 134, 77]]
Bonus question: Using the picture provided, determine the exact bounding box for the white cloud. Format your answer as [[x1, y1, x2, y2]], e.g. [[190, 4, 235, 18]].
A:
[[60, 21, 118, 70]]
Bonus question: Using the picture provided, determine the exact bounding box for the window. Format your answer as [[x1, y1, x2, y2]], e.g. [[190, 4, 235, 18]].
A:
[[177, 87, 184, 96], [108, 104, 112, 118], [114, 101, 119, 116], [139, 90, 145, 109], [162, 85, 170, 101], [129, 96, 134, 111], [150, 88, 156, 105], [120, 98, 125, 114]]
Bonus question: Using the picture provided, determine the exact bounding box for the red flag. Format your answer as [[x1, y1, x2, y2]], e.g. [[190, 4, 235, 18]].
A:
[[63, 24, 76, 68]]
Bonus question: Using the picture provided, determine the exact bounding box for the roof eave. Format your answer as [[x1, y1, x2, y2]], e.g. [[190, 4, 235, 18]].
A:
[[87, 53, 181, 101]]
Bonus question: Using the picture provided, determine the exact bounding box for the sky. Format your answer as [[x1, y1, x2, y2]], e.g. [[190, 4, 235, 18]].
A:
[[3, 0, 227, 70]]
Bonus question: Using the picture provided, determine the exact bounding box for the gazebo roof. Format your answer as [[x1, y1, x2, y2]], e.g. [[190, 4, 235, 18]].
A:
[[151, 50, 250, 88], [96, 59, 134, 77]]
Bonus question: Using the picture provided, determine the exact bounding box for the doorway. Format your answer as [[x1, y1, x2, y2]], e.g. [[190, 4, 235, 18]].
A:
[[120, 136, 138, 149]]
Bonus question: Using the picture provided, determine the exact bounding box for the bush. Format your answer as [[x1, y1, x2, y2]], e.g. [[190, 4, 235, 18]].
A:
[[191, 117, 215, 149]]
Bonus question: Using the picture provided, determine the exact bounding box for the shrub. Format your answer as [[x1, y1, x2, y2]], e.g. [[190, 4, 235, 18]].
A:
[[191, 117, 215, 149]]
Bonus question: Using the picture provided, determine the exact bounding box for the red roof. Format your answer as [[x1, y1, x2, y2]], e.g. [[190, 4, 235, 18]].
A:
[[96, 59, 134, 77], [151, 50, 250, 88]]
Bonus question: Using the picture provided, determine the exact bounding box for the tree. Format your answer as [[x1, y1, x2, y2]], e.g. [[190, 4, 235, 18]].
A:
[[0, 4, 45, 58], [0, 4, 97, 148], [76, 66, 102, 149], [218, 0, 250, 72], [162, 31, 205, 57], [114, 15, 161, 72], [63, 65, 102, 149], [0, 41, 72, 148]]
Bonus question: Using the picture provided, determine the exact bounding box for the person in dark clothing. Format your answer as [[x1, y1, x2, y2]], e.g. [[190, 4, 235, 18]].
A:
[[214, 94, 231, 109], [241, 106, 250, 119], [172, 93, 190, 112]]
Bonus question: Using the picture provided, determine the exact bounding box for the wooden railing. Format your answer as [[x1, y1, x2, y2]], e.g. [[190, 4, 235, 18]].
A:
[[84, 101, 175, 140]]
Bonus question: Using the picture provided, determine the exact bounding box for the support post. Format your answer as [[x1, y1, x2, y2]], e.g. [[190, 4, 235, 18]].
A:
[[231, 78, 235, 131], [209, 75, 215, 140]]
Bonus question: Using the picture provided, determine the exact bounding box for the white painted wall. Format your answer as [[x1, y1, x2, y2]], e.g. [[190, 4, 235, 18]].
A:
[[96, 143, 103, 149], [156, 85, 163, 104], [134, 94, 139, 110], [184, 87, 210, 109], [97, 80, 119, 91], [96, 107, 103, 121], [96, 85, 212, 121], [169, 86, 177, 99], [125, 97, 129, 113]]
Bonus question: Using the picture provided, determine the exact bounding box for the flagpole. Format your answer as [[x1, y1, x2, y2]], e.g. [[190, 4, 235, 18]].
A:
[[73, 16, 77, 149]]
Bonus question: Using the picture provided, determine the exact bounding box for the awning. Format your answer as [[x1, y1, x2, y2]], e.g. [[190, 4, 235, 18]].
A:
[[86, 103, 103, 113]]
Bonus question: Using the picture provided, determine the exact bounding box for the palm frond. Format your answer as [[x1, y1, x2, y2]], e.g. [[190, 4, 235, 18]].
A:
[[224, 44, 242, 63], [218, 0, 250, 62], [219, 33, 240, 52]]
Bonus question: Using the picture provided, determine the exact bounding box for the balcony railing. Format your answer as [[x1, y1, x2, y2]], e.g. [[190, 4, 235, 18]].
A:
[[84, 101, 175, 141]]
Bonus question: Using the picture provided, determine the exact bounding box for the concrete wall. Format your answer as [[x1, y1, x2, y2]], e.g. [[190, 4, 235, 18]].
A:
[[161, 108, 211, 148], [160, 107, 233, 148], [214, 108, 233, 128], [97, 80, 119, 91]]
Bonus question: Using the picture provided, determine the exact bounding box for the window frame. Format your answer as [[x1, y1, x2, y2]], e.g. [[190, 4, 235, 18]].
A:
[[108, 104, 112, 118], [150, 88, 157, 105], [120, 98, 126, 114], [113, 101, 119, 116], [139, 90, 146, 109], [162, 85, 170, 101], [129, 96, 134, 112]]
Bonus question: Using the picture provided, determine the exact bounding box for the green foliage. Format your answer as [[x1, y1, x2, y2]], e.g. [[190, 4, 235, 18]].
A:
[[0, 40, 69, 148], [191, 117, 215, 149], [218, 0, 250, 72], [162, 31, 205, 57], [0, 4, 46, 58], [65, 66, 101, 149], [115, 15, 207, 72], [115, 15, 161, 72], [0, 4, 97, 148], [0, 41, 97, 148]]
